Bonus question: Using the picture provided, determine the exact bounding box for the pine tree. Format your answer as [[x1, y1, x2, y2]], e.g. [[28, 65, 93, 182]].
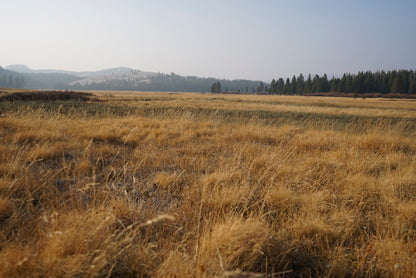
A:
[[256, 82, 264, 93], [353, 71, 364, 93], [363, 71, 374, 92], [312, 74, 321, 93], [277, 78, 284, 94], [321, 74, 330, 92], [217, 82, 222, 93], [408, 76, 416, 94], [330, 77, 339, 92], [388, 70, 397, 91], [211, 82, 217, 93], [296, 74, 304, 94], [270, 79, 276, 94], [337, 74, 346, 92], [380, 71, 389, 94], [290, 75, 297, 95], [304, 74, 312, 94], [399, 70, 410, 93], [284, 78, 291, 95], [391, 75, 404, 93], [345, 74, 353, 93], [211, 81, 222, 93]]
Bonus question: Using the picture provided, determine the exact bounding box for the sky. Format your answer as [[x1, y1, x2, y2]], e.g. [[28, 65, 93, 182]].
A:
[[1, 0, 416, 81]]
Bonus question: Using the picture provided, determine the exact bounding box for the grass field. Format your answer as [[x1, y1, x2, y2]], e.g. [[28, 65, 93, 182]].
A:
[[0, 91, 416, 277]]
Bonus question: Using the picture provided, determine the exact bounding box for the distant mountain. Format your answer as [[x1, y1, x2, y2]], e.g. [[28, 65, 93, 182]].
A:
[[5, 64, 32, 73], [69, 69, 159, 87], [6, 64, 134, 78], [2, 64, 265, 92], [88, 67, 134, 77], [2, 65, 82, 89]]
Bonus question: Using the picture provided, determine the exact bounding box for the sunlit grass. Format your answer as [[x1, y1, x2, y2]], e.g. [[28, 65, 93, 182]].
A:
[[0, 91, 415, 277]]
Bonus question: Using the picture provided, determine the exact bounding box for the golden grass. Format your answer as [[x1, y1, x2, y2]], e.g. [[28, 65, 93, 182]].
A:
[[92, 91, 416, 118], [0, 92, 415, 277]]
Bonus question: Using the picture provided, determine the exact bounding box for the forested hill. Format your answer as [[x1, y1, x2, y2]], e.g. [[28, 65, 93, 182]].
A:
[[269, 70, 416, 95], [0, 66, 25, 88], [66, 72, 263, 93], [0, 66, 82, 89], [2, 65, 416, 96], [1, 65, 262, 92]]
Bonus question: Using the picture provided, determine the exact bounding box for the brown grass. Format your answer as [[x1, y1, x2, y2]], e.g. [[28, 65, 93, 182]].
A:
[[0, 90, 96, 102], [0, 91, 415, 277]]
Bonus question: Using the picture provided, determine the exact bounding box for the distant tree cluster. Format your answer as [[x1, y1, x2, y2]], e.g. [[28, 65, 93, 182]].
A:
[[269, 70, 416, 95], [211, 81, 222, 93], [0, 74, 24, 88]]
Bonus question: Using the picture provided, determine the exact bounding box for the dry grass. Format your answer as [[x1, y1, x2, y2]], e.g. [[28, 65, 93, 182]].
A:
[[0, 91, 416, 277]]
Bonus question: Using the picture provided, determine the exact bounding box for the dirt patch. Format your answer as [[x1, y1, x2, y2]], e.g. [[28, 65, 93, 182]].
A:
[[0, 91, 99, 102]]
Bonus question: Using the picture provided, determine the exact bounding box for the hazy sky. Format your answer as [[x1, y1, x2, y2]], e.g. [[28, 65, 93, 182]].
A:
[[2, 0, 415, 81]]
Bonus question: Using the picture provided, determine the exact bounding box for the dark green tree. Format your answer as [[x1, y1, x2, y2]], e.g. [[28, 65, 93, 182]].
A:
[[277, 78, 285, 94], [363, 71, 374, 92], [337, 74, 346, 92], [296, 73, 304, 94], [269, 79, 276, 94], [304, 74, 312, 94], [399, 70, 410, 93], [290, 75, 297, 95], [408, 76, 416, 94], [381, 72, 389, 94], [391, 75, 404, 93], [295, 74, 304, 95], [312, 74, 321, 92], [284, 78, 291, 95], [345, 74, 353, 93], [388, 70, 397, 91], [211, 81, 222, 93], [353, 71, 364, 93], [329, 77, 338, 92], [211, 82, 217, 93], [256, 82, 264, 93], [321, 74, 330, 92]]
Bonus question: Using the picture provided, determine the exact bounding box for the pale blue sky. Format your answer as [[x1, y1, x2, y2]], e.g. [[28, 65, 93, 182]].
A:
[[1, 0, 415, 81]]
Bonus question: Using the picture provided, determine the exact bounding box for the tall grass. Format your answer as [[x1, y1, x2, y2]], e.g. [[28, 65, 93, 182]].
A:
[[0, 92, 415, 277]]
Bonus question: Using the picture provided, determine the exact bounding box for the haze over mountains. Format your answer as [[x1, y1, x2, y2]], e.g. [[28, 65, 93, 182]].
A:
[[0, 65, 262, 92]]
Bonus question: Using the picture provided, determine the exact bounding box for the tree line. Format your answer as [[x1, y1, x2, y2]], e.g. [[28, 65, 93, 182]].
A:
[[68, 73, 262, 93], [269, 70, 416, 95]]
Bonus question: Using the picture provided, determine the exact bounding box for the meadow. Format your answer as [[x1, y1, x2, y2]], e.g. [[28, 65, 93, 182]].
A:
[[0, 91, 416, 277]]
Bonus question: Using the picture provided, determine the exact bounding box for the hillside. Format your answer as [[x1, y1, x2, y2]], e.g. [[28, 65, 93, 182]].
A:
[[0, 66, 25, 88], [2, 65, 263, 92]]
